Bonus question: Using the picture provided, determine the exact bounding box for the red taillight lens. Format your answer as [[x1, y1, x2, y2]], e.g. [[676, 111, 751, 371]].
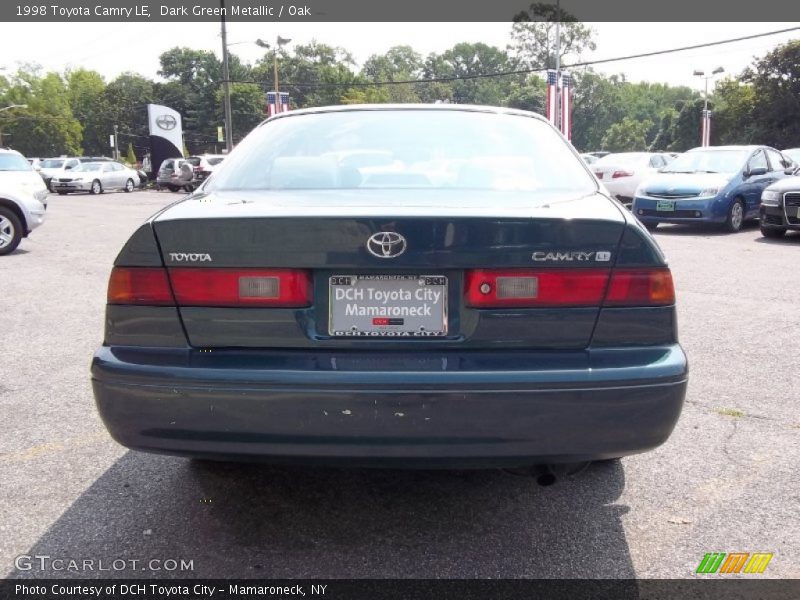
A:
[[465, 268, 675, 308], [605, 269, 675, 306], [465, 269, 610, 308], [612, 170, 634, 179], [107, 267, 175, 305], [168, 268, 312, 307]]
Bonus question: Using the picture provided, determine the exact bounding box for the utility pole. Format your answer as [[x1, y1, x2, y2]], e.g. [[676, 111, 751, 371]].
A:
[[554, 0, 561, 130], [273, 47, 280, 97], [220, 0, 234, 152], [113, 124, 119, 160]]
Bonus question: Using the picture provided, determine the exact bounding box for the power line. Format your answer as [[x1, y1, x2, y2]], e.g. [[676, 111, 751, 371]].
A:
[[227, 26, 800, 90]]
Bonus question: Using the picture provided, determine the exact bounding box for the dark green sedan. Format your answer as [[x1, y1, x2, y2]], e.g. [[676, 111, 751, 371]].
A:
[[91, 105, 687, 469]]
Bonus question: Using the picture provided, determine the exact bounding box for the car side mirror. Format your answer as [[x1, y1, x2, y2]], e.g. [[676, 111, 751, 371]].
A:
[[746, 167, 767, 177], [785, 168, 798, 176], [65, 165, 72, 170]]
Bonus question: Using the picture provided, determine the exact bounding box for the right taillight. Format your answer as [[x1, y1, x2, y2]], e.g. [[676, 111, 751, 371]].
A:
[[464, 268, 674, 308], [604, 268, 675, 306]]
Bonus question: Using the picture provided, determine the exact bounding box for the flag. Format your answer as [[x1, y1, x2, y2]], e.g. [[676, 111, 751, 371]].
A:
[[546, 70, 558, 127], [146, 104, 183, 177], [560, 72, 572, 142], [267, 91, 291, 117], [701, 109, 712, 147]]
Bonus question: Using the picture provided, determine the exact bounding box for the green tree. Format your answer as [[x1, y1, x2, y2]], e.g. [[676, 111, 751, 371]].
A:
[[423, 43, 517, 105], [66, 68, 106, 155], [601, 117, 653, 152], [508, 8, 596, 70], [711, 78, 757, 145], [362, 45, 423, 103], [740, 40, 800, 148], [0, 68, 82, 155], [125, 142, 137, 165]]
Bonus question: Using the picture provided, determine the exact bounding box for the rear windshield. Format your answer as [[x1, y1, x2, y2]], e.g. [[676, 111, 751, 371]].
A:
[[41, 159, 65, 168], [208, 110, 596, 194], [0, 154, 33, 171], [662, 149, 749, 174], [184, 157, 202, 166], [595, 153, 647, 166], [75, 163, 103, 172]]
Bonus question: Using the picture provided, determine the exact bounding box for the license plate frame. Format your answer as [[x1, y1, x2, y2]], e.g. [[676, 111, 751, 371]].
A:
[[656, 200, 676, 212], [328, 274, 448, 338]]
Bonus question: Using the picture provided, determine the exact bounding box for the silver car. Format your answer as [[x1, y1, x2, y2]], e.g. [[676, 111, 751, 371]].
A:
[[51, 161, 140, 195], [0, 149, 48, 255]]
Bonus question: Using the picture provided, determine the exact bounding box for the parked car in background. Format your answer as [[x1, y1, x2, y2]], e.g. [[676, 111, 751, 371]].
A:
[[156, 158, 195, 192], [759, 165, 800, 238], [92, 104, 687, 468], [632, 146, 793, 232], [39, 156, 113, 191], [782, 148, 800, 166], [593, 152, 673, 207], [51, 161, 140, 195], [580, 153, 599, 165], [189, 154, 226, 184], [0, 148, 48, 255]]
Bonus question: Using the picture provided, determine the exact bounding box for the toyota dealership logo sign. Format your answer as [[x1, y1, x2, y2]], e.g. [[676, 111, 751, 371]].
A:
[[156, 114, 177, 130]]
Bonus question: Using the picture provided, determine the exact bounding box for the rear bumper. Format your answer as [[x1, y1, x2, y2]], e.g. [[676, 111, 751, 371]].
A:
[[91, 345, 688, 467]]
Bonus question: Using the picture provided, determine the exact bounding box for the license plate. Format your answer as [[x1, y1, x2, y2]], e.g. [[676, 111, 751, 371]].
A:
[[329, 275, 447, 337], [656, 200, 675, 211]]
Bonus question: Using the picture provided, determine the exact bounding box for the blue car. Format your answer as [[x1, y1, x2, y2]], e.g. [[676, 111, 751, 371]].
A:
[[632, 146, 794, 232], [91, 105, 687, 469]]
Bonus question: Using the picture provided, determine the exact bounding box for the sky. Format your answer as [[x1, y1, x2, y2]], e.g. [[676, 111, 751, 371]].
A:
[[2, 22, 799, 90]]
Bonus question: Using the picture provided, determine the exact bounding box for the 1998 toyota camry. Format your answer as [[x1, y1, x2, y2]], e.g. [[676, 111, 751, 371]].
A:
[[91, 105, 687, 468]]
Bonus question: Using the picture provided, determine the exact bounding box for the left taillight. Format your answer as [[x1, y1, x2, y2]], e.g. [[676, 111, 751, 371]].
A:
[[168, 268, 312, 307], [612, 170, 634, 179], [107, 267, 175, 305], [464, 268, 675, 308]]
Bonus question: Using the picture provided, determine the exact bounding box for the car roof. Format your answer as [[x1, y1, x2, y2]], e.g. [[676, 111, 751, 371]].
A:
[[687, 145, 762, 152], [261, 103, 549, 126], [0, 148, 23, 155]]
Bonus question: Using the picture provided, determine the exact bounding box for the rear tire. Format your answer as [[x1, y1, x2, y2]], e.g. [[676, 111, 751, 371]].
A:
[[57, 191, 68, 196], [168, 185, 180, 193], [0, 207, 23, 256], [124, 178, 135, 193], [760, 226, 786, 239], [724, 198, 745, 233], [90, 179, 102, 195]]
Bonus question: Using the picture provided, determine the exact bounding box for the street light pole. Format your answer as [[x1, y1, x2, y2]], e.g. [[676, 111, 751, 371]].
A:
[[554, 0, 561, 130], [693, 67, 724, 147], [219, 0, 234, 152]]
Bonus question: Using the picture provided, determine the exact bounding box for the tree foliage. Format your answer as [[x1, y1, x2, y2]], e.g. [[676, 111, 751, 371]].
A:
[[1, 35, 798, 157]]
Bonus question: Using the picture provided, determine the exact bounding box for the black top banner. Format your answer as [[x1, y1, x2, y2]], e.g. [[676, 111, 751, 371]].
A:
[[3, 0, 800, 22]]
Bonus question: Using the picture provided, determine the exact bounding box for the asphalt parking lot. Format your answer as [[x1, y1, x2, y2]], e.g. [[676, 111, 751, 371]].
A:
[[2, 189, 799, 579]]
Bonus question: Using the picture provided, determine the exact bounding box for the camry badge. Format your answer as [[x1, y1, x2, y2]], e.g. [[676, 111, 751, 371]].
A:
[[366, 232, 407, 259]]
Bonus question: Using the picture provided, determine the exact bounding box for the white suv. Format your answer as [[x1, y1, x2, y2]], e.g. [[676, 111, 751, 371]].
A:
[[0, 149, 48, 255]]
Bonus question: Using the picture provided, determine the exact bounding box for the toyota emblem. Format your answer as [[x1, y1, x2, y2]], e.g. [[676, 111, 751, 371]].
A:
[[366, 232, 407, 259], [156, 114, 177, 131]]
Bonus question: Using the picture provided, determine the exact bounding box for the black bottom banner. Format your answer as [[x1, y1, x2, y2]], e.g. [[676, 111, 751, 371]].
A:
[[2, 579, 799, 600]]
